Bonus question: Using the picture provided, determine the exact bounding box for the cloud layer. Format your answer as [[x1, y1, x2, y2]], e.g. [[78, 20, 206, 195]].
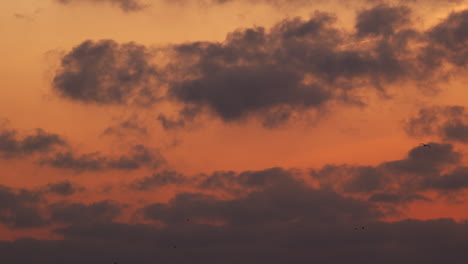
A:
[[52, 6, 468, 127]]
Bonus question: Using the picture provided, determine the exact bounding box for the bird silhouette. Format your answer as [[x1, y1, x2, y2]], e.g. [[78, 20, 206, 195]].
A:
[[421, 143, 431, 149]]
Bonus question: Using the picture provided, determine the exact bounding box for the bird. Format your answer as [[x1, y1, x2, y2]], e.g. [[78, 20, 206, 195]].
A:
[[173, 245, 177, 249], [421, 143, 431, 149], [362, 226, 365, 230], [186, 218, 190, 221]]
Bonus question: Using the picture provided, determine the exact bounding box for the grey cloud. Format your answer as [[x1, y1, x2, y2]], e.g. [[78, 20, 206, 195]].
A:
[[130, 170, 186, 191], [0, 128, 66, 159], [310, 164, 388, 193], [2, 218, 468, 264], [40, 151, 106, 172], [405, 105, 468, 143], [382, 142, 461, 175], [40, 144, 164, 172], [46, 181, 85, 196], [196, 167, 304, 194], [427, 9, 468, 66], [102, 119, 147, 136], [53, 8, 468, 127], [142, 169, 380, 227], [343, 166, 387, 193], [424, 167, 468, 191], [49, 200, 122, 224], [355, 4, 412, 37], [165, 8, 454, 124], [53, 40, 159, 105], [3, 161, 468, 262], [55, 0, 147, 12], [168, 63, 332, 122], [0, 185, 46, 228], [368, 193, 431, 204], [310, 142, 465, 196], [157, 114, 186, 130]]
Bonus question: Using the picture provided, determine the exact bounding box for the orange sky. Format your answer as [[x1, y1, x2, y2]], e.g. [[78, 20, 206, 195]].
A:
[[1, 0, 468, 246]]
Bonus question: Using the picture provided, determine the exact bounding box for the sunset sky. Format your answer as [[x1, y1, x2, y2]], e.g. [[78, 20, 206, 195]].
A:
[[1, 0, 468, 263]]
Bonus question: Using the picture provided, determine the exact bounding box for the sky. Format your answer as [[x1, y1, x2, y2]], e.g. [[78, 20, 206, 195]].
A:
[[1, 0, 468, 263]]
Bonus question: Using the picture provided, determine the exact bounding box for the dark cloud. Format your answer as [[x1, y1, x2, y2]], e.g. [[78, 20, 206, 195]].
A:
[[405, 105, 468, 143], [1, 218, 468, 264], [3, 161, 468, 262], [167, 0, 464, 7], [49, 200, 122, 224], [310, 164, 388, 193], [142, 169, 380, 226], [46, 181, 85, 196], [102, 119, 147, 136], [0, 185, 46, 229], [52, 40, 159, 105], [53, 8, 468, 127], [157, 114, 186, 130], [55, 0, 147, 12], [164, 8, 466, 125], [310, 142, 466, 196], [40, 151, 107, 172], [424, 167, 468, 191], [0, 128, 66, 159], [427, 9, 468, 66], [368, 192, 431, 204], [343, 166, 387, 193], [196, 167, 304, 194], [40, 145, 164, 172], [165, 14, 364, 123], [355, 4, 412, 37], [382, 142, 461, 175], [107, 144, 162, 170], [129, 170, 186, 191], [168, 63, 332, 122]]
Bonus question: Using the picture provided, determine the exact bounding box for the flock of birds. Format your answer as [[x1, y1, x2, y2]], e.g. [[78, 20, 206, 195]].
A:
[[112, 143, 433, 263]]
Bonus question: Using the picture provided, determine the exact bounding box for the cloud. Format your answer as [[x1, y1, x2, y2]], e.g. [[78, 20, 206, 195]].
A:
[[0, 128, 66, 159], [355, 4, 412, 37], [424, 167, 468, 191], [40, 151, 107, 171], [102, 118, 147, 137], [405, 105, 468, 143], [157, 114, 186, 130], [0, 185, 46, 229], [165, 11, 414, 124], [129, 171, 187, 191], [310, 142, 466, 197], [53, 8, 468, 127], [382, 142, 461, 175], [196, 167, 303, 194], [40, 144, 165, 172], [368, 192, 431, 204], [3, 153, 468, 262], [427, 9, 468, 66], [55, 0, 147, 12], [46, 181, 85, 196], [49, 200, 123, 224], [2, 208, 468, 263], [52, 40, 159, 105]]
